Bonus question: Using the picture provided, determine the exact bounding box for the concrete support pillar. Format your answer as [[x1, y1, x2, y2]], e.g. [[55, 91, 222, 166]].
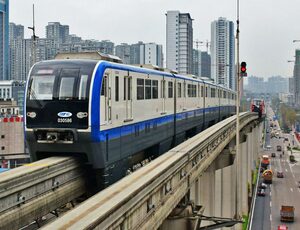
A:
[[199, 162, 216, 216], [241, 139, 249, 215]]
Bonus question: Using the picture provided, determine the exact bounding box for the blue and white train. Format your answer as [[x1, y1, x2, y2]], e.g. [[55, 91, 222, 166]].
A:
[[25, 59, 236, 189]]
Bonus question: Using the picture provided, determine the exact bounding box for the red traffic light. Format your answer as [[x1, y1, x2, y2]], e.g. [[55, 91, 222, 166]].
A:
[[241, 62, 247, 73]]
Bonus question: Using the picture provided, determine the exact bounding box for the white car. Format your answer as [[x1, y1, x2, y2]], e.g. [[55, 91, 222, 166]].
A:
[[266, 145, 272, 150]]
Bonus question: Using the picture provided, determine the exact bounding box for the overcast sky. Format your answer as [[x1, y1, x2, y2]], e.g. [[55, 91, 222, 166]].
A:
[[10, 0, 300, 78]]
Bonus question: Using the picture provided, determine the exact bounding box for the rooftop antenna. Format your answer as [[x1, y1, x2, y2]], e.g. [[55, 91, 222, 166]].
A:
[[28, 4, 38, 65]]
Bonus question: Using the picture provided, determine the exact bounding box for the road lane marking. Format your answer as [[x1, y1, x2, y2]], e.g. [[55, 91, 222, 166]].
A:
[[270, 191, 272, 196], [270, 201, 272, 208], [290, 188, 293, 192], [270, 214, 272, 221], [285, 169, 288, 172]]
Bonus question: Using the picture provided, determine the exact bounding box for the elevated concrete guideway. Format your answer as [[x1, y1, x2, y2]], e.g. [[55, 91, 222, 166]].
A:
[[44, 112, 263, 230]]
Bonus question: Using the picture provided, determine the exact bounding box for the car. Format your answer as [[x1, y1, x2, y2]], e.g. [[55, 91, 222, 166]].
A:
[[271, 152, 276, 157], [277, 171, 284, 178], [278, 224, 288, 230], [266, 145, 272, 150], [257, 189, 266, 196], [259, 182, 267, 189], [277, 145, 282, 151], [284, 137, 289, 141]]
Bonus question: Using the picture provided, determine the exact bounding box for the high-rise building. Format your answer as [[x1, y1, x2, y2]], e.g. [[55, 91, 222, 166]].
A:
[[192, 49, 201, 77], [46, 22, 69, 45], [211, 17, 235, 90], [0, 0, 9, 80], [9, 23, 24, 41], [115, 43, 131, 64], [201, 51, 211, 78], [166, 11, 193, 74], [130, 41, 143, 65], [140, 43, 163, 67], [293, 50, 300, 105]]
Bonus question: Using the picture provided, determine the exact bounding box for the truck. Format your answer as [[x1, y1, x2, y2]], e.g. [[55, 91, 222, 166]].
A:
[[262, 169, 273, 184], [280, 205, 294, 222]]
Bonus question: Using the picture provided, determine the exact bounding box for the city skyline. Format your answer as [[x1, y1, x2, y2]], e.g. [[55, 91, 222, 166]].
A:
[[9, 0, 300, 78]]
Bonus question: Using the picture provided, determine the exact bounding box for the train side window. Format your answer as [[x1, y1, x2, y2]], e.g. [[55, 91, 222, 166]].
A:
[[201, 86, 204, 97], [168, 81, 173, 98], [152, 80, 158, 99], [123, 78, 126, 100], [161, 79, 166, 98], [137, 78, 144, 100], [102, 76, 107, 96], [177, 82, 182, 98], [205, 87, 208, 97], [127, 77, 131, 100], [79, 75, 88, 100], [145, 79, 151, 99], [115, 76, 119, 102], [183, 82, 186, 97], [198, 85, 200, 97]]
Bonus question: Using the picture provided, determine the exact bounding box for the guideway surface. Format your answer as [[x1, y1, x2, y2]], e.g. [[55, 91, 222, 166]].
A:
[[44, 112, 259, 230], [0, 156, 86, 229]]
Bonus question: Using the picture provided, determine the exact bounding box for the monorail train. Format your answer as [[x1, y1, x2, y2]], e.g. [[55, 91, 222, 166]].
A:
[[25, 59, 236, 189], [250, 98, 264, 117]]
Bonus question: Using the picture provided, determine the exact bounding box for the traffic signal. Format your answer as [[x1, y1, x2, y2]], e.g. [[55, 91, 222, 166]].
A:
[[240, 62, 247, 77]]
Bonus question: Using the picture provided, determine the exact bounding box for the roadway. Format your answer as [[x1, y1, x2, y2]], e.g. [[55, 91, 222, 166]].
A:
[[251, 105, 300, 230]]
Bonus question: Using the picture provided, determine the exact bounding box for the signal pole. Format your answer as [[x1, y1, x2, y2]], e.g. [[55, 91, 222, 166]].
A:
[[28, 4, 38, 65], [235, 0, 241, 222]]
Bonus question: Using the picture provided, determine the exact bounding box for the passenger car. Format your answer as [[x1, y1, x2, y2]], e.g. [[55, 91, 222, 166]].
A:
[[277, 171, 284, 178], [257, 189, 266, 196]]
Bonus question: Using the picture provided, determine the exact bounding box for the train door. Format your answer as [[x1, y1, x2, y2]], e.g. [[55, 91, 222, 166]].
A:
[[161, 76, 166, 114], [124, 73, 133, 121], [101, 71, 112, 124]]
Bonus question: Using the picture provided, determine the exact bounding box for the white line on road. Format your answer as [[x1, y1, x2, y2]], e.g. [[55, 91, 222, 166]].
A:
[[290, 188, 294, 192], [270, 191, 272, 196], [270, 201, 272, 208], [270, 214, 272, 222], [285, 169, 288, 172]]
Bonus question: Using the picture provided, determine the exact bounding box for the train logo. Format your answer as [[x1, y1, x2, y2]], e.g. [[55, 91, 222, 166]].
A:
[[57, 112, 72, 118]]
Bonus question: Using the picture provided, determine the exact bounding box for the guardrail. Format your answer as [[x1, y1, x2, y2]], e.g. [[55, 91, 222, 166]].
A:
[[44, 112, 259, 230], [0, 156, 86, 229]]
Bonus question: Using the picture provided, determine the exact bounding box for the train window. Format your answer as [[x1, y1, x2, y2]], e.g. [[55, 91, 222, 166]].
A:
[[212, 88, 216, 98], [79, 75, 88, 100], [223, 91, 226, 98], [201, 86, 204, 97], [145, 79, 151, 99], [128, 77, 131, 100], [183, 82, 186, 97], [177, 82, 182, 98], [123, 78, 126, 100], [29, 75, 55, 100], [59, 77, 75, 100], [198, 85, 200, 97], [161, 80, 165, 98], [188, 84, 196, 97], [152, 80, 158, 99], [115, 76, 119, 102], [102, 76, 107, 96], [168, 82, 173, 98], [137, 78, 144, 100], [205, 87, 208, 97]]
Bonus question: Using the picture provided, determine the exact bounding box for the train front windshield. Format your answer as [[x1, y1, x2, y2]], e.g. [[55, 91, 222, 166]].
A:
[[26, 61, 97, 129]]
